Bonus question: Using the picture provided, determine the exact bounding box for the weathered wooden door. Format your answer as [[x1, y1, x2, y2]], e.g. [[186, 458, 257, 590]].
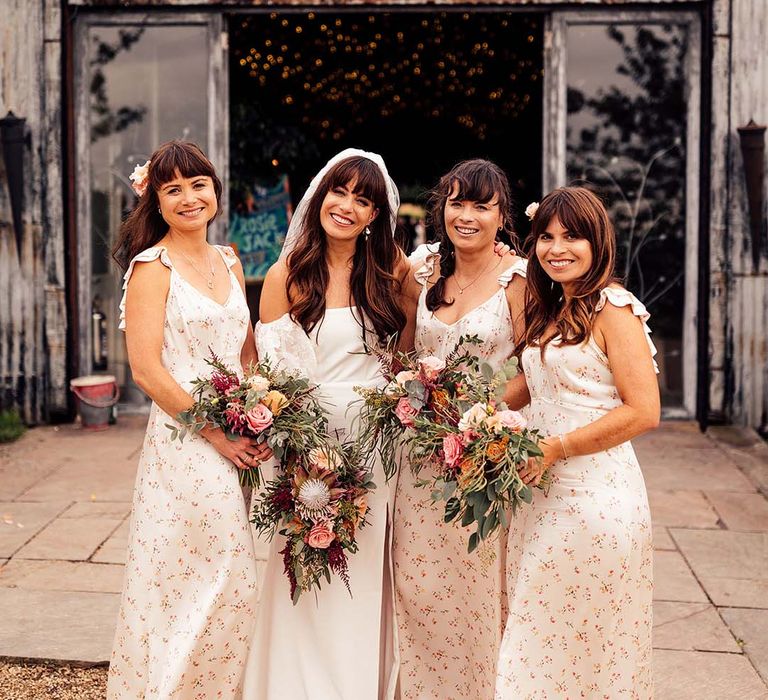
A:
[[74, 11, 228, 405], [543, 9, 701, 415]]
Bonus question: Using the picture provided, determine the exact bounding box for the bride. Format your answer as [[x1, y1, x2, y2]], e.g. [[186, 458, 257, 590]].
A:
[[242, 149, 411, 699]]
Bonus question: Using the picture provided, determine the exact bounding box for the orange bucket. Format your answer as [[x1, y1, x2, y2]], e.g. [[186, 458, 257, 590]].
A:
[[70, 375, 120, 430]]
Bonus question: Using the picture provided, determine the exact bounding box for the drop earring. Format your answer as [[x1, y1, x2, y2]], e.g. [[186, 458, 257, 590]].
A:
[[364, 225, 371, 240]]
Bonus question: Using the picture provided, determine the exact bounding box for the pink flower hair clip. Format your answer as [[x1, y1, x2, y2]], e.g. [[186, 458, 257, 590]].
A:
[[129, 160, 151, 197], [525, 201, 540, 221]]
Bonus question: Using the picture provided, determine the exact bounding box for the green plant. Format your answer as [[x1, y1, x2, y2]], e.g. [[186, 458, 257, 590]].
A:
[[0, 409, 26, 443]]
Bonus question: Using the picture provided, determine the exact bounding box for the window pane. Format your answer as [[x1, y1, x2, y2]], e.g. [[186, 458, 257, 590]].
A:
[[87, 24, 208, 402], [566, 23, 688, 406]]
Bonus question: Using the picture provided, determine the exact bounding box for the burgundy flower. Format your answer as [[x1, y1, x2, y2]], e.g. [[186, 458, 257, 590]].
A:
[[328, 542, 351, 595], [280, 541, 297, 600], [224, 403, 248, 435], [271, 485, 294, 513], [211, 371, 240, 395]]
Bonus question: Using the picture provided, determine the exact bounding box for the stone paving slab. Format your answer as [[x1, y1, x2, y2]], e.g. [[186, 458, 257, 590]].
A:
[[647, 489, 721, 528], [91, 519, 130, 565], [653, 550, 708, 602], [0, 503, 69, 558], [0, 588, 119, 663], [721, 608, 768, 685], [653, 601, 740, 652], [14, 517, 123, 561], [705, 491, 768, 531], [654, 649, 768, 699], [653, 526, 676, 550], [671, 528, 768, 609], [61, 502, 131, 520], [641, 451, 756, 492], [0, 560, 124, 594]]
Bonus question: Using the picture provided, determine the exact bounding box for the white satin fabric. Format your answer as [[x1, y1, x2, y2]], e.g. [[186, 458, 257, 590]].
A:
[[243, 309, 398, 700]]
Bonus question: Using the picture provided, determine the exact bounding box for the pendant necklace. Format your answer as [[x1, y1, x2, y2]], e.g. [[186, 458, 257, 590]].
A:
[[453, 254, 501, 295], [175, 242, 216, 289]]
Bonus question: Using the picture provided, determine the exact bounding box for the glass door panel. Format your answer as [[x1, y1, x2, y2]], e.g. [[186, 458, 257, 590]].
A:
[[76, 15, 220, 405]]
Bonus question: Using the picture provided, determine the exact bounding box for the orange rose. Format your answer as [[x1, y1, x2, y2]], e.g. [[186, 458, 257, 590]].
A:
[[486, 437, 510, 463], [430, 388, 450, 411], [261, 390, 289, 416], [457, 457, 485, 491]]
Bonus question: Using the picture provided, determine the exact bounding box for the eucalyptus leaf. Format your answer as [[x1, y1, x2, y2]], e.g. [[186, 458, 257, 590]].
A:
[[468, 532, 479, 553]]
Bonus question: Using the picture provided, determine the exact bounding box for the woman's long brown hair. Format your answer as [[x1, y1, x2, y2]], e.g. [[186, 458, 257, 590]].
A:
[[285, 156, 405, 346], [112, 140, 223, 270], [523, 187, 618, 354], [426, 159, 520, 312]]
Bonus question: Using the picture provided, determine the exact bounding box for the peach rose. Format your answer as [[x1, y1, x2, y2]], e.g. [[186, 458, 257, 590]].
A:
[[306, 521, 335, 549], [442, 433, 465, 468], [395, 397, 419, 427], [497, 409, 527, 432], [244, 403, 273, 433], [309, 446, 342, 471], [418, 356, 446, 381], [261, 390, 289, 416]]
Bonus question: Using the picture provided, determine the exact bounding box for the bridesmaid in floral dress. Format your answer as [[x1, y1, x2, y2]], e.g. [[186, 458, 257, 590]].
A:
[[394, 160, 527, 700], [108, 142, 270, 699], [495, 187, 659, 699]]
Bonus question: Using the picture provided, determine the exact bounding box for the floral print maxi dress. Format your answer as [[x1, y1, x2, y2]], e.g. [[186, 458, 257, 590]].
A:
[[107, 246, 258, 700], [393, 249, 527, 700], [495, 287, 655, 700]]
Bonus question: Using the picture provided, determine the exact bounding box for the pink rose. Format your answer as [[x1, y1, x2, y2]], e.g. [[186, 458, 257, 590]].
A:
[[497, 410, 527, 432], [418, 356, 446, 381], [244, 403, 273, 434], [442, 433, 464, 468], [395, 397, 419, 427], [306, 521, 335, 549]]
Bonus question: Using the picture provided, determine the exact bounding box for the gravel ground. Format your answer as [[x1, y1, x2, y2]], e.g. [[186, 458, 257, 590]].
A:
[[0, 661, 107, 700]]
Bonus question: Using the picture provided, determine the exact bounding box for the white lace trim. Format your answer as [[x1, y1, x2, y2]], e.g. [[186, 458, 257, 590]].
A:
[[596, 287, 659, 373], [255, 313, 318, 380]]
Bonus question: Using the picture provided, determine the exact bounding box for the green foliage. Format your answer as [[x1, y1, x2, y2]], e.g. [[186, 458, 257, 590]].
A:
[[0, 409, 25, 443]]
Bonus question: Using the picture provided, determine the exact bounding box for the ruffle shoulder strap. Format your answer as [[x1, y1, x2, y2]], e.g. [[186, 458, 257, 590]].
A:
[[497, 257, 528, 288], [409, 242, 441, 286], [596, 286, 659, 373], [255, 313, 318, 380], [215, 244, 239, 269], [118, 247, 173, 332]]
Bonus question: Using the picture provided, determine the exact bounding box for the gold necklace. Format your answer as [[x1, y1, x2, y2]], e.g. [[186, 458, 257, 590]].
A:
[[174, 242, 216, 289], [452, 254, 501, 295]]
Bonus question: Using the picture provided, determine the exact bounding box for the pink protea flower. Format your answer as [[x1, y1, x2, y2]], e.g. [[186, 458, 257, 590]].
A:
[[224, 403, 248, 435]]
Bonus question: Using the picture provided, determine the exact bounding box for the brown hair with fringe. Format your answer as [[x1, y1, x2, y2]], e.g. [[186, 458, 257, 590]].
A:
[[523, 186, 618, 354], [285, 155, 405, 346], [112, 140, 223, 270], [426, 159, 519, 312]]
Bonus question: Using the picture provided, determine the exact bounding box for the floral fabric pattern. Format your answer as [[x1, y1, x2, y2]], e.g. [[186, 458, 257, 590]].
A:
[[108, 246, 258, 699], [393, 253, 526, 700], [495, 288, 654, 699]]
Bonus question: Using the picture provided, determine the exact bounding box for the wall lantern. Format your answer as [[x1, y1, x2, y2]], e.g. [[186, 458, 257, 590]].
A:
[[737, 119, 766, 272], [0, 111, 27, 256]]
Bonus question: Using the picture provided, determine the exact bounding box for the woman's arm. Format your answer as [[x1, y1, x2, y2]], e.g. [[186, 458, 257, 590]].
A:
[[230, 259, 257, 369], [519, 302, 660, 484], [259, 259, 291, 323], [502, 372, 531, 411], [124, 259, 269, 468], [504, 270, 527, 347], [396, 252, 421, 352]]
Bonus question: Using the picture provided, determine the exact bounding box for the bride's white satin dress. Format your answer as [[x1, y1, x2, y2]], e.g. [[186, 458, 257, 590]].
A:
[[242, 308, 398, 700]]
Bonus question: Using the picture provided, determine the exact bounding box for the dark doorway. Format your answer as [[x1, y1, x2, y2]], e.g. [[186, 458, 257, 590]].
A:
[[228, 9, 543, 303]]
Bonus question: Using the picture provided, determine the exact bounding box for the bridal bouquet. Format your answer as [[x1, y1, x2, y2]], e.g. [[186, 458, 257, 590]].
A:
[[250, 441, 375, 604], [356, 335, 546, 553], [168, 353, 329, 488]]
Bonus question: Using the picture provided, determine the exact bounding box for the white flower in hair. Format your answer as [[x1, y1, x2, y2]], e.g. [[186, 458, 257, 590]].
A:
[[129, 160, 151, 197], [525, 201, 540, 221]]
